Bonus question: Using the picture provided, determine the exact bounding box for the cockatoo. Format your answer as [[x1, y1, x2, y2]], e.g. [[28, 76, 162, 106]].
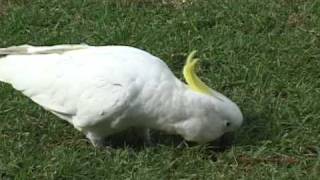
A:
[[0, 45, 243, 147]]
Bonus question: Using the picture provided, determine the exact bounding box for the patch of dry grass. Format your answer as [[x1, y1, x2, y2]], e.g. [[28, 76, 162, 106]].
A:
[[113, 0, 190, 8], [287, 13, 306, 27], [0, 0, 29, 17], [0, 0, 8, 16]]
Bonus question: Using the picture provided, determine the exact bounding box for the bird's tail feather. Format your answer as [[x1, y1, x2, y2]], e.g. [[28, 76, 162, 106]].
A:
[[0, 45, 31, 55], [0, 44, 90, 83], [0, 44, 90, 55], [0, 56, 9, 83]]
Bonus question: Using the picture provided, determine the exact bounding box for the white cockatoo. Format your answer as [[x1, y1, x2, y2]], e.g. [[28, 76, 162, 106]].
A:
[[0, 45, 243, 147]]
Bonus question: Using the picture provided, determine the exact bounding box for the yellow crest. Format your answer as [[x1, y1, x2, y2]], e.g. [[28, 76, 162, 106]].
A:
[[183, 51, 213, 95]]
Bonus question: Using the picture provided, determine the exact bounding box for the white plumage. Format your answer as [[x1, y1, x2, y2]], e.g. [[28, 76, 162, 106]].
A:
[[0, 45, 243, 147]]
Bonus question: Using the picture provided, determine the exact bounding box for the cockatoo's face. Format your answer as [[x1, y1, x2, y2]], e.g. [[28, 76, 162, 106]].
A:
[[178, 51, 243, 143], [175, 95, 243, 143], [199, 97, 243, 143]]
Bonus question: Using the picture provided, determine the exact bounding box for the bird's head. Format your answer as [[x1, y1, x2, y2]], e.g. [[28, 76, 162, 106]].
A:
[[175, 51, 243, 143]]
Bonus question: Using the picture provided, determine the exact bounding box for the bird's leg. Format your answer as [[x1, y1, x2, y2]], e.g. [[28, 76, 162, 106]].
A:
[[177, 140, 189, 149], [89, 137, 105, 148], [142, 128, 152, 145], [86, 132, 108, 148], [131, 128, 152, 146]]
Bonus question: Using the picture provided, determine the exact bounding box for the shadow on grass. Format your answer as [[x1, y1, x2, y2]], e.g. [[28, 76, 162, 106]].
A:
[[102, 109, 273, 154], [102, 128, 238, 155], [235, 110, 273, 146]]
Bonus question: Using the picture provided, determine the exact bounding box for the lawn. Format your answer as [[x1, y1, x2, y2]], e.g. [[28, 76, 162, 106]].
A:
[[0, 0, 319, 179]]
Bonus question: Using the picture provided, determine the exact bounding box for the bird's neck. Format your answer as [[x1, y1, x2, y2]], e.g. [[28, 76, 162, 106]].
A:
[[141, 80, 212, 134]]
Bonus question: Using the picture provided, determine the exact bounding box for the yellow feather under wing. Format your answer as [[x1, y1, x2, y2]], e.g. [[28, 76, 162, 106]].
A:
[[183, 51, 212, 95]]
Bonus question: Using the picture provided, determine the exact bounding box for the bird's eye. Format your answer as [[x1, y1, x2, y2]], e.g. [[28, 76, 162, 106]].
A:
[[226, 122, 231, 127]]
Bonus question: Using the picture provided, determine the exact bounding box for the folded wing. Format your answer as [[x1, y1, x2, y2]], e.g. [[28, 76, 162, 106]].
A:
[[0, 45, 130, 129]]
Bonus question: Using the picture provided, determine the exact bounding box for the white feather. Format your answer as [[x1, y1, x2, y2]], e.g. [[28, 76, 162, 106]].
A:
[[0, 44, 243, 146]]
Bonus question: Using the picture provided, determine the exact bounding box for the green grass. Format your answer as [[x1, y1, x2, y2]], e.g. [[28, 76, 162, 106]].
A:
[[0, 0, 320, 179]]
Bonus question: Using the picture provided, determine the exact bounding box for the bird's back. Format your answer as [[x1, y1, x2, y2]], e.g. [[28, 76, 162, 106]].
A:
[[0, 45, 171, 84], [0, 45, 178, 130]]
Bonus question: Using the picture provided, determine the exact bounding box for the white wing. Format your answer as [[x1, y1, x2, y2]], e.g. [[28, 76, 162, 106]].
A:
[[0, 45, 132, 129]]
